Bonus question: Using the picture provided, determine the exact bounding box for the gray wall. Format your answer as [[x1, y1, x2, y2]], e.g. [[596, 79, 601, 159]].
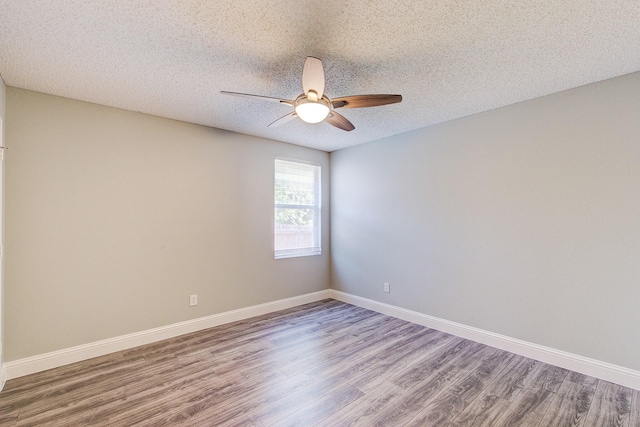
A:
[[5, 88, 330, 361], [331, 72, 640, 371]]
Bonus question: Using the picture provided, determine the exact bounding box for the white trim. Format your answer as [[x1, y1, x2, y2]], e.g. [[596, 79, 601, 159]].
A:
[[328, 290, 640, 391], [274, 158, 322, 260], [0, 363, 5, 391], [3, 290, 331, 382]]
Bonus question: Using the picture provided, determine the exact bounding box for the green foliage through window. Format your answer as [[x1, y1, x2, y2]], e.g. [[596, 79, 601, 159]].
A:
[[275, 184, 314, 225]]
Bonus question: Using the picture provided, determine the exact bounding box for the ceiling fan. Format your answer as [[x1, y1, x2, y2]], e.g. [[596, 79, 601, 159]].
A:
[[221, 57, 402, 132]]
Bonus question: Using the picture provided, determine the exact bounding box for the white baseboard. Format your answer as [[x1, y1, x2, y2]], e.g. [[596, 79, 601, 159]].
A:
[[3, 290, 331, 382], [329, 290, 640, 391], [0, 363, 5, 391], [5, 288, 639, 392]]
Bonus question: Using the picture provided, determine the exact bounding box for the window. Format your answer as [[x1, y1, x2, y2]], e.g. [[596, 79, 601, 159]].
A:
[[274, 158, 321, 258]]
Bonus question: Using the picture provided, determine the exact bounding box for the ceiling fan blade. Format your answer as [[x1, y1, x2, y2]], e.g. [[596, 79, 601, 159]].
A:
[[302, 57, 325, 99], [325, 111, 355, 132], [268, 112, 297, 128], [220, 91, 294, 106], [332, 94, 402, 109]]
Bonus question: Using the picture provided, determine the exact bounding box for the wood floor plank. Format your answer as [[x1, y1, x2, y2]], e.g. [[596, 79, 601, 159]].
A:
[[315, 382, 405, 427], [222, 328, 339, 373], [364, 363, 467, 427], [630, 389, 640, 427], [146, 373, 314, 426], [450, 370, 493, 405], [450, 352, 510, 404], [449, 392, 511, 427], [348, 332, 458, 394], [1, 299, 638, 427], [331, 319, 423, 360], [277, 317, 408, 378], [526, 361, 570, 393], [339, 311, 406, 338], [180, 411, 256, 427], [237, 333, 359, 382], [303, 325, 419, 383], [1, 351, 128, 394], [85, 360, 253, 425], [15, 387, 126, 426], [493, 386, 556, 426], [247, 377, 341, 426], [567, 370, 600, 390], [374, 326, 441, 363], [0, 410, 18, 427], [2, 356, 146, 419], [584, 380, 632, 427], [482, 354, 541, 401], [473, 346, 516, 379], [403, 345, 518, 427], [449, 341, 493, 371], [406, 392, 467, 426], [267, 334, 367, 379], [110, 376, 244, 425], [269, 383, 363, 427], [122, 353, 244, 397], [306, 351, 380, 385], [320, 310, 386, 336], [538, 378, 596, 427], [391, 336, 469, 389]]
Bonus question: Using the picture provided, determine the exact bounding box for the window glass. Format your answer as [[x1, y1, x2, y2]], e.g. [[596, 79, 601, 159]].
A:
[[274, 158, 321, 258]]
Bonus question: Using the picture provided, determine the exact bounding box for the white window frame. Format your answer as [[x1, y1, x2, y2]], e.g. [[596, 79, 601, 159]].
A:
[[274, 157, 321, 259]]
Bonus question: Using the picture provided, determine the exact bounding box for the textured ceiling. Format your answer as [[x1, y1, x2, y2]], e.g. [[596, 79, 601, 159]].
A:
[[1, 1, 639, 152]]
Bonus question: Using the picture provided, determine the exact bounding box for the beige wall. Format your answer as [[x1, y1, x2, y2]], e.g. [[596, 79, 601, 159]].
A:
[[5, 88, 330, 361], [7, 71, 640, 372], [0, 75, 5, 369], [331, 72, 640, 371]]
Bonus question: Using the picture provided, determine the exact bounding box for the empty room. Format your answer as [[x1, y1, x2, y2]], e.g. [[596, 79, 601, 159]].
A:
[[1, 1, 639, 426]]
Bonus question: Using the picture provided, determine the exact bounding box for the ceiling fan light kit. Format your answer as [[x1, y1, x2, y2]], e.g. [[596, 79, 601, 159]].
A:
[[294, 94, 330, 123], [221, 57, 402, 132]]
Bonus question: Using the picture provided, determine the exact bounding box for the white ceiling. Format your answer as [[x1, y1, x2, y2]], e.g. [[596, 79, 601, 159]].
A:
[[1, 1, 639, 152]]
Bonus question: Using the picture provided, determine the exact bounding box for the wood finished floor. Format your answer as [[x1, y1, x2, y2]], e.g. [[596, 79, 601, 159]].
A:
[[1, 299, 639, 426]]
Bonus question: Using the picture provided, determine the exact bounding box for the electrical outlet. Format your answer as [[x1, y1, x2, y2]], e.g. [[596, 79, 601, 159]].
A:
[[189, 294, 198, 306], [384, 282, 390, 293]]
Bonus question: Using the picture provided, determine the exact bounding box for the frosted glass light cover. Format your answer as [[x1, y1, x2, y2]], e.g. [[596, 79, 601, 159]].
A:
[[295, 102, 330, 123]]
